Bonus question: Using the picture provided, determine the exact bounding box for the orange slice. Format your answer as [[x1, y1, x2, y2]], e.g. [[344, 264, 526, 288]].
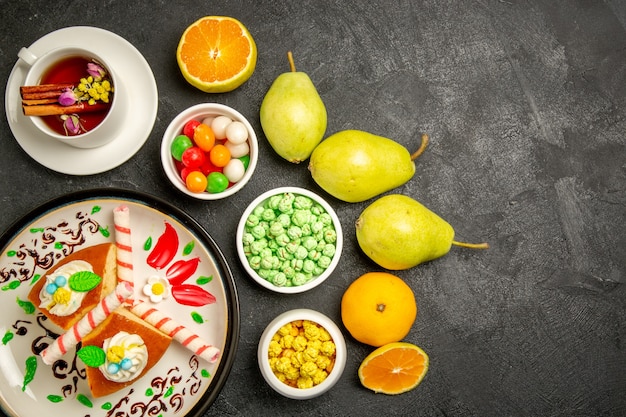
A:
[[176, 16, 257, 93], [358, 342, 429, 395]]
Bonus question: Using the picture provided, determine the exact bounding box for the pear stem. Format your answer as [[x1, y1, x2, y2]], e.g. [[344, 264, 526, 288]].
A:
[[287, 51, 296, 72], [410, 133, 429, 160], [451, 240, 490, 250]]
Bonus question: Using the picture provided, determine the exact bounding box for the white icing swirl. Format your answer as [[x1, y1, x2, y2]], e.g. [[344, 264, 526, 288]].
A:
[[99, 331, 148, 383], [38, 260, 92, 316]]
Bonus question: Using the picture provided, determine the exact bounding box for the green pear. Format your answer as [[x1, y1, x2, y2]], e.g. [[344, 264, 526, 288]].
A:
[[356, 194, 489, 270], [308, 130, 428, 203], [260, 52, 327, 163]]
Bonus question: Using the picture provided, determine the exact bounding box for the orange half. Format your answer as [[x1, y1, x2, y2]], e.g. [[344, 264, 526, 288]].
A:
[[358, 342, 429, 395], [176, 16, 257, 93]]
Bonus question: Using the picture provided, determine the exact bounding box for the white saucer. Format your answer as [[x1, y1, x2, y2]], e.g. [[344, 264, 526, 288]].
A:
[[5, 26, 158, 175]]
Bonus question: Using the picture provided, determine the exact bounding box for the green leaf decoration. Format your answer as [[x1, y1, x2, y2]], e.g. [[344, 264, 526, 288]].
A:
[[77, 345, 106, 367], [91, 205, 102, 214], [22, 356, 37, 391], [47, 395, 64, 403], [191, 311, 205, 324], [183, 241, 195, 256], [69, 271, 102, 292], [196, 275, 213, 285], [2, 331, 14, 345], [31, 274, 42, 286], [16, 298, 35, 315], [77, 393, 93, 408], [144, 236, 153, 251], [2, 281, 20, 291], [99, 226, 110, 238]]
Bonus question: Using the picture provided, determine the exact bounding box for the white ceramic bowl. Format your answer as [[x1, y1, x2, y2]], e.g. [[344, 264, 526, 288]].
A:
[[258, 309, 347, 399], [236, 187, 343, 294], [161, 103, 258, 200]]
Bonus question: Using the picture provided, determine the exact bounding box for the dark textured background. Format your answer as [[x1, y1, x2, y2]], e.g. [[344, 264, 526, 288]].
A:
[[1, 1, 625, 416]]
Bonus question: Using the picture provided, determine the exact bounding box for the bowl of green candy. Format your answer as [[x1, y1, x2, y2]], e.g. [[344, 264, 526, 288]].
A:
[[236, 187, 343, 294]]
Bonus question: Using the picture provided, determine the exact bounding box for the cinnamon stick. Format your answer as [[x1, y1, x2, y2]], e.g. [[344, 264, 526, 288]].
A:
[[22, 101, 110, 117], [22, 98, 59, 105], [20, 83, 74, 95], [22, 91, 67, 100], [20, 84, 75, 101]]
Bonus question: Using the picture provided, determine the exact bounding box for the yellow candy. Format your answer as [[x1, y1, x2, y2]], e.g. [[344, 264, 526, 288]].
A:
[[312, 369, 329, 385], [292, 335, 308, 352], [297, 376, 314, 389], [302, 346, 318, 362], [321, 340, 336, 356], [268, 340, 282, 358], [299, 361, 318, 378], [267, 319, 337, 388]]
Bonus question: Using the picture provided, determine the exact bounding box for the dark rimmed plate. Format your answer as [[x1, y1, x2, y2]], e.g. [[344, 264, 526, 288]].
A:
[[0, 188, 239, 417]]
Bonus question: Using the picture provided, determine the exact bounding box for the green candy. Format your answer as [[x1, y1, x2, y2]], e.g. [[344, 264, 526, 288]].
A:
[[206, 172, 229, 193], [242, 192, 338, 287], [239, 154, 250, 170], [171, 135, 193, 161]]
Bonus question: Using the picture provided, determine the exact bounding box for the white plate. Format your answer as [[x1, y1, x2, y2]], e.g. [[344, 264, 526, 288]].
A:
[[4, 27, 158, 175], [0, 189, 239, 417]]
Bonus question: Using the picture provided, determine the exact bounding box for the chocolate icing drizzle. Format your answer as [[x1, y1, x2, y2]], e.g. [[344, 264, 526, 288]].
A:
[[1, 209, 101, 285]]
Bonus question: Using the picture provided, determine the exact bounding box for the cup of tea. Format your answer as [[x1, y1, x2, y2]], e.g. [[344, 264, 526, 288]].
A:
[[18, 46, 122, 148]]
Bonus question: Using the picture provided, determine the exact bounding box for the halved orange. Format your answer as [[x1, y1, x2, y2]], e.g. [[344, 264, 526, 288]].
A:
[[358, 342, 429, 395], [176, 16, 257, 93]]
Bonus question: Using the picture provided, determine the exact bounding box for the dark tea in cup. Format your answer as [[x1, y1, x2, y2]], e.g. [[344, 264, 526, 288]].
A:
[[38, 56, 112, 136], [29, 56, 112, 136]]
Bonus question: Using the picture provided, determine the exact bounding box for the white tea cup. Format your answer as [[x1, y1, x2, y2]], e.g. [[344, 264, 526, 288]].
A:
[[19, 46, 122, 149]]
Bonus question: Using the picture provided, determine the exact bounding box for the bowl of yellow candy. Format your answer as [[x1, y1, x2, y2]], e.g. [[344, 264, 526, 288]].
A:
[[257, 309, 347, 399], [236, 187, 343, 294]]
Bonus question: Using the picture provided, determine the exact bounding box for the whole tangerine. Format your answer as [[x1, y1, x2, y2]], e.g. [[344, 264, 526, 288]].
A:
[[341, 272, 417, 347]]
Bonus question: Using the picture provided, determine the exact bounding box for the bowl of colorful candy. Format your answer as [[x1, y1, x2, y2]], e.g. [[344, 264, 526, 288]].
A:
[[257, 309, 347, 399], [236, 187, 343, 294], [161, 103, 258, 199]]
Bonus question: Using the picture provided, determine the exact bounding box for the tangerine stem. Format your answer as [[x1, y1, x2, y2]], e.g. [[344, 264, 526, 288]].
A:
[[451, 240, 490, 249], [287, 51, 296, 72], [410, 133, 429, 160]]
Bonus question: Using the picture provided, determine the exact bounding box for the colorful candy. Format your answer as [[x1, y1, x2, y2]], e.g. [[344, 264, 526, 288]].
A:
[[225, 121, 248, 144], [186, 171, 208, 193], [223, 159, 245, 183], [207, 172, 229, 193], [209, 144, 230, 167], [210, 115, 232, 139], [193, 123, 215, 151], [171, 115, 250, 194], [171, 135, 193, 161], [183, 120, 200, 138]]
